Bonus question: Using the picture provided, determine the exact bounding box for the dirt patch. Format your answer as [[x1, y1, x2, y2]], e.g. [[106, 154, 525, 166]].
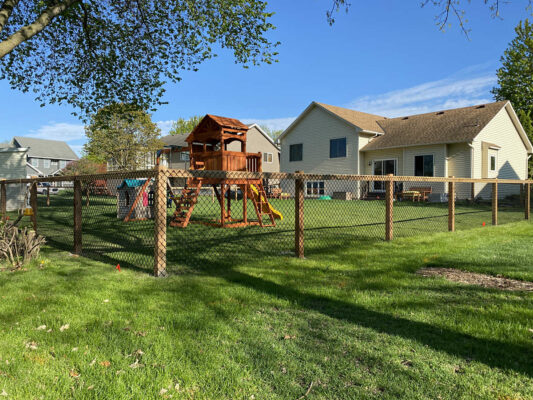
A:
[[417, 268, 533, 291]]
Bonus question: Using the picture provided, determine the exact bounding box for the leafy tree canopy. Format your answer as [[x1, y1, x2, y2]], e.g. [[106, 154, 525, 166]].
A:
[[259, 124, 283, 141], [0, 0, 279, 117], [492, 19, 533, 176], [169, 115, 203, 135], [84, 103, 163, 171], [61, 157, 102, 176]]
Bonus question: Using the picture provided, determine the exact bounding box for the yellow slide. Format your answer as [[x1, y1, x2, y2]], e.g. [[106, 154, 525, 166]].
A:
[[249, 184, 283, 220]]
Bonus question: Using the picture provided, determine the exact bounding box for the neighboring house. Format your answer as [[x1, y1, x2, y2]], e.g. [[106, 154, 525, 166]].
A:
[[159, 123, 281, 172], [12, 137, 79, 177], [279, 101, 532, 199], [0, 146, 29, 211]]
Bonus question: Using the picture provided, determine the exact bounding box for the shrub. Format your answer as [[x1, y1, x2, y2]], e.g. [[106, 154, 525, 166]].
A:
[[0, 223, 46, 269]]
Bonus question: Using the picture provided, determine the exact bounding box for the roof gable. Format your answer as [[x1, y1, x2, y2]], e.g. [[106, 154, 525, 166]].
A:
[[247, 124, 280, 151], [278, 102, 386, 142], [361, 101, 509, 151], [13, 137, 79, 160]]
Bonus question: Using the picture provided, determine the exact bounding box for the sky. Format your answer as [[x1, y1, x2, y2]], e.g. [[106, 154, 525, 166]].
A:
[[0, 0, 531, 155]]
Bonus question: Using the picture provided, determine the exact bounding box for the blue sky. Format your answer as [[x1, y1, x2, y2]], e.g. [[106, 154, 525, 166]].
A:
[[0, 0, 531, 155]]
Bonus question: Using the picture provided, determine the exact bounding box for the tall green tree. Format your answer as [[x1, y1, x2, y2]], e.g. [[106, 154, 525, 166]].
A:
[[492, 19, 533, 177], [0, 1, 279, 117], [84, 104, 163, 171], [169, 115, 203, 135], [259, 124, 283, 141]]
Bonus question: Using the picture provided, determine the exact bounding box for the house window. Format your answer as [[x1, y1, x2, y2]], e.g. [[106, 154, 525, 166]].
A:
[[289, 144, 303, 162], [43, 159, 51, 169], [60, 160, 67, 169], [490, 155, 497, 172], [330, 137, 346, 158], [306, 181, 325, 197], [263, 152, 273, 163], [31, 158, 39, 167], [414, 155, 434, 177], [180, 152, 190, 161]]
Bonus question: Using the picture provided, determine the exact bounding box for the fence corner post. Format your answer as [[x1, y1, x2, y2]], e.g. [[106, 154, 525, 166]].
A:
[[73, 178, 82, 255], [526, 182, 531, 221], [385, 174, 394, 241], [295, 170, 304, 258], [30, 181, 38, 232], [154, 165, 168, 277], [448, 177, 455, 232], [1, 180, 6, 222], [492, 180, 498, 226]]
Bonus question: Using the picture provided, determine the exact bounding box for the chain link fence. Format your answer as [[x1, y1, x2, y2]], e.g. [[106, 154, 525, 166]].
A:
[[0, 170, 531, 276]]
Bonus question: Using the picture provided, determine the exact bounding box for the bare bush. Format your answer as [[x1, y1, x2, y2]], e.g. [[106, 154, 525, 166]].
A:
[[0, 223, 46, 269]]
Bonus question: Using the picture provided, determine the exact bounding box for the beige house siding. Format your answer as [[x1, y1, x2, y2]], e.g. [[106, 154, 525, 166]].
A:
[[0, 149, 28, 211], [280, 106, 359, 196], [447, 143, 472, 199], [472, 106, 529, 199], [228, 125, 280, 173]]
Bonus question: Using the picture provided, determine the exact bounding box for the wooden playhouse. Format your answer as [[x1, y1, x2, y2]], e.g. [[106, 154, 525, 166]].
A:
[[168, 114, 283, 228]]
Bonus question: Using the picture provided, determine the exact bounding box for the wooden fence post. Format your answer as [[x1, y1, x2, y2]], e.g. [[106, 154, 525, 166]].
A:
[[295, 171, 304, 258], [30, 182, 38, 232], [448, 178, 455, 232], [46, 186, 50, 207], [526, 182, 530, 221], [385, 174, 394, 241], [470, 182, 475, 201], [73, 179, 82, 255], [1, 181, 6, 222], [492, 181, 498, 226], [154, 166, 168, 277]]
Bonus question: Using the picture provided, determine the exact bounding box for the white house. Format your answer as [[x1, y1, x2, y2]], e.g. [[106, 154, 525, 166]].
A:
[[279, 101, 532, 199]]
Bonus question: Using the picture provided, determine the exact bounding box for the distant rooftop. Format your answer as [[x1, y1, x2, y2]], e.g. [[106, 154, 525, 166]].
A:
[[13, 137, 78, 160]]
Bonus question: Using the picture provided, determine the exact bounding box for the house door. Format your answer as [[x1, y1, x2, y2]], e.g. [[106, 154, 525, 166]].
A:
[[373, 159, 396, 192]]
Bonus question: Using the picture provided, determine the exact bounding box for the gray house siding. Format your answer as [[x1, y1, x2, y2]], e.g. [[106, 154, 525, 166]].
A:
[[0, 148, 29, 211]]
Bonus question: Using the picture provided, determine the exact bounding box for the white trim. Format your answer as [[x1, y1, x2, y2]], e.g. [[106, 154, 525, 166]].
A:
[[26, 162, 44, 175]]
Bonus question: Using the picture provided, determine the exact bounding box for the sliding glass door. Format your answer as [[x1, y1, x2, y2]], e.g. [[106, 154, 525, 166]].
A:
[[372, 159, 396, 191]]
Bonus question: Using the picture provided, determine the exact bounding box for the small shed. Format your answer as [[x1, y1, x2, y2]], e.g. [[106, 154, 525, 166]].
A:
[[117, 179, 154, 221]]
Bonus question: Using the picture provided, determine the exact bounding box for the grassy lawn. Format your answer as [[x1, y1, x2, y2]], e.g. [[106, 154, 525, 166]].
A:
[[0, 221, 532, 399]]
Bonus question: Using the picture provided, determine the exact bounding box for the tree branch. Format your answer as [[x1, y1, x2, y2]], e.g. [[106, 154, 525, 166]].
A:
[[0, 0, 19, 34], [0, 0, 79, 59]]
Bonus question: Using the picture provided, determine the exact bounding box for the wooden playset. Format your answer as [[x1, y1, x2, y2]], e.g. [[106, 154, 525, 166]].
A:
[[162, 114, 283, 228]]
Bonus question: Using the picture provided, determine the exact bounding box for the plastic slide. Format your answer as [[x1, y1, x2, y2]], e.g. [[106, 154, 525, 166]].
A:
[[249, 184, 283, 220]]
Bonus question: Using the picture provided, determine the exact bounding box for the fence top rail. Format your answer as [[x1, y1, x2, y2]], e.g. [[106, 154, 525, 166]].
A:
[[0, 169, 158, 185], [0, 167, 531, 185]]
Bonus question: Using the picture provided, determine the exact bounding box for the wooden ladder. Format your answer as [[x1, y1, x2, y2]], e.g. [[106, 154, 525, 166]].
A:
[[170, 179, 202, 228], [248, 183, 276, 227]]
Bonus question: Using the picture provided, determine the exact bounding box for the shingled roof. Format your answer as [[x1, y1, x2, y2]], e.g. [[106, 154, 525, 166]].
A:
[[361, 101, 509, 151], [160, 134, 188, 148], [12, 137, 78, 160], [316, 103, 386, 133]]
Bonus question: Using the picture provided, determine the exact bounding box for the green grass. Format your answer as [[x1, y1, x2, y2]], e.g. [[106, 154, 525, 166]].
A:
[[0, 221, 532, 399]]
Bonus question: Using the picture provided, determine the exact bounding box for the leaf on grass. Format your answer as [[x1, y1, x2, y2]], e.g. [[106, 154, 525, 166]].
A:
[[36, 325, 46, 330], [99, 361, 111, 368], [123, 327, 131, 332], [129, 359, 144, 369], [103, 299, 110, 303], [283, 335, 296, 340], [25, 341, 38, 350], [60, 324, 70, 332], [160, 388, 168, 395], [0, 389, 7, 397], [116, 370, 125, 375], [89, 359, 96, 366], [87, 385, 94, 391], [401, 360, 413, 367], [135, 331, 147, 337], [72, 348, 78, 352], [69, 370, 80, 378], [454, 365, 465, 374], [46, 329, 52, 333]]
